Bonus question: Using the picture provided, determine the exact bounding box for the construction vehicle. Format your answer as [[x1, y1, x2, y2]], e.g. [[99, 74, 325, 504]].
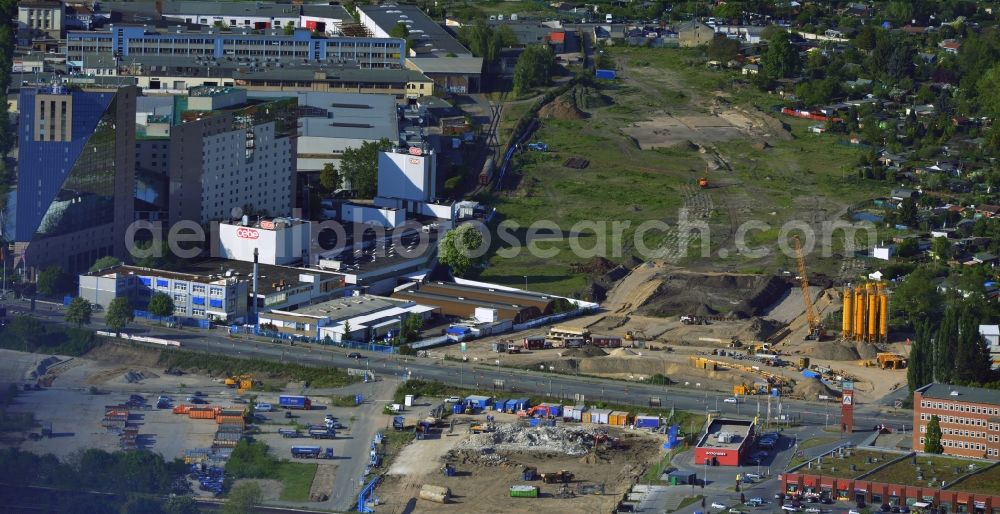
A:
[[793, 236, 823, 340], [224, 374, 258, 392], [624, 329, 648, 341], [798, 357, 810, 370], [875, 353, 907, 370], [541, 470, 574, 484], [698, 164, 709, 188], [680, 315, 705, 325]]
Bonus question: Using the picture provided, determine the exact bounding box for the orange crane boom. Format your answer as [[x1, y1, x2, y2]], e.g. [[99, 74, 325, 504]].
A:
[[793, 236, 821, 339]]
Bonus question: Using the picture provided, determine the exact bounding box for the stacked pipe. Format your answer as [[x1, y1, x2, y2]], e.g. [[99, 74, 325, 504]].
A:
[[841, 282, 889, 343]]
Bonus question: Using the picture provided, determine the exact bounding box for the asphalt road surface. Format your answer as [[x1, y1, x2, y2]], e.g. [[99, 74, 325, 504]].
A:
[[10, 299, 912, 432]]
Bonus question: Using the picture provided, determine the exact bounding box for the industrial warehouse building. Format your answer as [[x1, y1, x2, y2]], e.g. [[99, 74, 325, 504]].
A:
[[391, 281, 565, 323], [259, 293, 437, 342], [913, 384, 1000, 460], [694, 418, 755, 466], [79, 260, 345, 321]]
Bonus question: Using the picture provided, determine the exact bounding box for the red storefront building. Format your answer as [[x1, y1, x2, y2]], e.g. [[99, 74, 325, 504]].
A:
[[694, 418, 755, 466]]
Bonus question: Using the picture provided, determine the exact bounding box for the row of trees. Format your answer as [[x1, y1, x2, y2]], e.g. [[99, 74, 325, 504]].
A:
[[907, 300, 996, 393]]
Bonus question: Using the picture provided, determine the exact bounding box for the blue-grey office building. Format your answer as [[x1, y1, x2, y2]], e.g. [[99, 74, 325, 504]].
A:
[[10, 85, 137, 279], [67, 26, 405, 69]]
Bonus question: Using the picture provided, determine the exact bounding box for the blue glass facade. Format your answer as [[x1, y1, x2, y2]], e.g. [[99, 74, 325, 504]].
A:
[[14, 88, 115, 242]]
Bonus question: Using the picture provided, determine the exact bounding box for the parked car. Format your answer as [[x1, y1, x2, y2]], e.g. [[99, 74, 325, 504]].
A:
[[711, 502, 727, 510], [899, 507, 910, 513], [445, 396, 461, 403], [747, 498, 764, 507], [744, 473, 761, 481], [255, 403, 273, 412], [849, 510, 862, 514], [348, 352, 362, 359], [723, 397, 739, 404], [804, 508, 821, 513], [880, 504, 891, 512], [781, 505, 801, 512]]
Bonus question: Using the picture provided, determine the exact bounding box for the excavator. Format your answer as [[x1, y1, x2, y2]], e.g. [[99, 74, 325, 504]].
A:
[[224, 374, 258, 392]]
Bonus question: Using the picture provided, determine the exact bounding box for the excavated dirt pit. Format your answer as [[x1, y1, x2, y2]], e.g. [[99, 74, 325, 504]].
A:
[[637, 273, 789, 319]]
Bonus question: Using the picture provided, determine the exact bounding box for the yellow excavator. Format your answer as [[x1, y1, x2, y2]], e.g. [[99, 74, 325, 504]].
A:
[[224, 374, 257, 392]]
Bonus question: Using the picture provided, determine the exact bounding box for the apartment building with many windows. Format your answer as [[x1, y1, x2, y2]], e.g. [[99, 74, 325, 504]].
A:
[[913, 383, 1000, 460]]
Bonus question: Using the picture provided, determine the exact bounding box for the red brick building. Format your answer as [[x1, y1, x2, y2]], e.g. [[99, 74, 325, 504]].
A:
[[694, 418, 755, 466], [913, 384, 1000, 460]]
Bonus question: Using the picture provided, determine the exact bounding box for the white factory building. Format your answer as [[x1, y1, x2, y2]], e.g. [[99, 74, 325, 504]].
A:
[[214, 217, 312, 266], [258, 293, 437, 342], [159, 1, 352, 35]]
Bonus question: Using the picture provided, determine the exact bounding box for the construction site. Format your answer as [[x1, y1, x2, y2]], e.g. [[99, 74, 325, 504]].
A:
[[441, 252, 909, 404], [373, 406, 665, 514]]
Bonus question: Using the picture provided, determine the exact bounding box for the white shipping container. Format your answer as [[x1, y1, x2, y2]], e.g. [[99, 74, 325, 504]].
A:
[[475, 307, 499, 323]]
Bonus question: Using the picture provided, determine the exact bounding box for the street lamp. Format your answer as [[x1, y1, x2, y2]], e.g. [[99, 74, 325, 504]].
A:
[[524, 275, 528, 291]]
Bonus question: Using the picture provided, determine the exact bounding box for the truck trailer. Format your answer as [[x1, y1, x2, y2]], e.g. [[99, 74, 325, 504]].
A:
[[278, 395, 312, 410], [308, 428, 336, 439]]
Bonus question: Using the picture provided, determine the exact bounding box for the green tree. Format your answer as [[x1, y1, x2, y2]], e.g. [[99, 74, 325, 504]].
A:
[[438, 223, 486, 277], [342, 320, 352, 341], [283, 21, 295, 36], [389, 21, 410, 39], [36, 266, 66, 296], [224, 482, 264, 514], [65, 297, 93, 327], [907, 320, 933, 392], [931, 237, 950, 260], [89, 256, 122, 273], [935, 304, 958, 383], [977, 64, 1000, 118], [513, 45, 555, 95], [706, 36, 740, 62], [122, 495, 164, 514], [105, 297, 134, 334], [953, 308, 992, 383], [320, 162, 341, 192], [924, 415, 944, 453], [163, 497, 200, 514], [762, 31, 800, 79], [147, 292, 175, 318], [340, 139, 392, 199], [401, 313, 424, 343], [893, 266, 942, 329]]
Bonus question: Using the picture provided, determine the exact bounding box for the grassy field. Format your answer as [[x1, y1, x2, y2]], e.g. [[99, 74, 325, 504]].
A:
[[952, 464, 1000, 495], [867, 455, 990, 487], [802, 449, 903, 479], [481, 45, 874, 296], [276, 462, 318, 501]]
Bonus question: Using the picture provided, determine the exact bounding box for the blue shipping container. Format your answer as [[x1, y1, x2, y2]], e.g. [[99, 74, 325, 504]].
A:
[[635, 416, 660, 429], [596, 69, 617, 80], [801, 370, 821, 379]]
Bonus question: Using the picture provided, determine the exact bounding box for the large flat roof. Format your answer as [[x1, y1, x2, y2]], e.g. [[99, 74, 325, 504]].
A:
[[358, 4, 469, 56], [161, 1, 352, 22], [406, 56, 483, 75], [89, 260, 343, 296], [698, 419, 753, 450], [249, 91, 398, 141], [917, 383, 1000, 406], [234, 67, 429, 84], [294, 294, 408, 319]]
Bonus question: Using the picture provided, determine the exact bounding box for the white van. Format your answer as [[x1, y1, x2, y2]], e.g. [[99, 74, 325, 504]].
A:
[[255, 403, 272, 412], [606, 13, 613, 23]]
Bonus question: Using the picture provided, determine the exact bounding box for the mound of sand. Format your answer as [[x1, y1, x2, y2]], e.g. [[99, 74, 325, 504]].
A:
[[736, 317, 784, 342], [84, 341, 162, 367], [792, 379, 841, 401], [562, 346, 608, 358], [538, 94, 586, 120], [795, 340, 860, 361], [638, 273, 789, 319], [609, 348, 637, 357], [854, 341, 879, 359]]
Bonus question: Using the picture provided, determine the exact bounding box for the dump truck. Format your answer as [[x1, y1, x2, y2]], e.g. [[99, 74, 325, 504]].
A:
[[278, 428, 301, 438], [876, 353, 907, 370]]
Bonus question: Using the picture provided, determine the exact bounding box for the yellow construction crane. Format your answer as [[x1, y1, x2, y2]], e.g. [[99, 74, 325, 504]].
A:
[[793, 236, 822, 340]]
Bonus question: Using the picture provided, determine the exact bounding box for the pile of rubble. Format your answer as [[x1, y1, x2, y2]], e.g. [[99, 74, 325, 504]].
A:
[[457, 425, 599, 456]]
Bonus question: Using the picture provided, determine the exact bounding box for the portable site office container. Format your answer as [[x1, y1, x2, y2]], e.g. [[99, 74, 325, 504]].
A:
[[563, 405, 586, 421], [507, 398, 530, 412], [591, 335, 623, 348], [634, 415, 661, 429], [609, 411, 630, 426], [464, 395, 492, 409], [584, 408, 612, 424], [538, 403, 562, 417]]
